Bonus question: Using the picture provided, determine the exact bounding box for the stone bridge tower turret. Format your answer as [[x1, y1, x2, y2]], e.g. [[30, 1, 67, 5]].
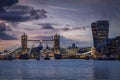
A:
[[53, 33, 60, 54], [21, 33, 28, 53]]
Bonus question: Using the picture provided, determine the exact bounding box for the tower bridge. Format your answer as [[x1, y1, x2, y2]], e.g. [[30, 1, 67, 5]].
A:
[[21, 33, 60, 54]]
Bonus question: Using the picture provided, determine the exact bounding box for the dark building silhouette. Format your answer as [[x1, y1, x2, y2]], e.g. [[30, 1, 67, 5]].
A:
[[91, 20, 109, 54], [104, 36, 120, 56], [72, 43, 76, 48]]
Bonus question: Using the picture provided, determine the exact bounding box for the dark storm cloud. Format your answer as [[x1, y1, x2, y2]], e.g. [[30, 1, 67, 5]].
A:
[[0, 0, 47, 41], [0, 22, 17, 40], [24, 23, 58, 31], [61, 25, 89, 31], [36, 23, 89, 32], [0, 24, 12, 31], [0, 0, 18, 7], [38, 23, 55, 29], [0, 32, 17, 40], [0, 5, 47, 22]]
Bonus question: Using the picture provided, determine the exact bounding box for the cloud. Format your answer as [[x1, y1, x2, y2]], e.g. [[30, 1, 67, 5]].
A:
[[0, 21, 18, 40], [37, 23, 55, 29], [0, 32, 17, 40], [0, 22, 12, 31], [61, 26, 89, 31], [0, 0, 18, 7], [0, 5, 47, 22], [48, 5, 79, 12], [33, 35, 53, 40], [36, 23, 89, 32]]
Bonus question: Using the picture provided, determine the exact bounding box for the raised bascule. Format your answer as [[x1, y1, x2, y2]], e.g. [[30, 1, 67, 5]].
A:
[[21, 33, 60, 55]]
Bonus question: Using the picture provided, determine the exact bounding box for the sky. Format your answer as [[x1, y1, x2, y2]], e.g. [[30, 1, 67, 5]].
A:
[[0, 0, 120, 51]]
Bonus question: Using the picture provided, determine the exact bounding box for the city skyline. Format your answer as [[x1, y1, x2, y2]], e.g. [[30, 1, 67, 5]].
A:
[[0, 0, 120, 51], [0, 1, 120, 80]]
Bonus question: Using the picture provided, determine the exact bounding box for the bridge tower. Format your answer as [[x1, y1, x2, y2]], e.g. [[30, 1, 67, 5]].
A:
[[53, 33, 60, 54], [21, 33, 28, 53]]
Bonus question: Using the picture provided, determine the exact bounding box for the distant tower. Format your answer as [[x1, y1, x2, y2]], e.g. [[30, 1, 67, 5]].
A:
[[46, 44, 49, 49], [72, 43, 76, 48], [21, 33, 28, 53], [53, 33, 60, 54], [91, 20, 109, 54]]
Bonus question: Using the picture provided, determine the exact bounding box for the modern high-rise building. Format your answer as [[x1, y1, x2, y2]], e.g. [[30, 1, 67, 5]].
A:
[[91, 20, 109, 54]]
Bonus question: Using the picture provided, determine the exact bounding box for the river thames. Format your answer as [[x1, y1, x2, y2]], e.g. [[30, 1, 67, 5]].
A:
[[0, 59, 120, 80]]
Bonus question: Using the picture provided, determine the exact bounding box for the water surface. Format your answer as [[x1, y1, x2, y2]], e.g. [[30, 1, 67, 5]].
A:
[[0, 59, 120, 80]]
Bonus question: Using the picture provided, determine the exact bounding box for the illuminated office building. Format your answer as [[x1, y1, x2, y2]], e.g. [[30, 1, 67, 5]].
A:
[[91, 20, 109, 54]]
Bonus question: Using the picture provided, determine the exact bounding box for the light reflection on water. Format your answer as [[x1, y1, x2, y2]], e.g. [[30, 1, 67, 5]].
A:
[[0, 59, 120, 80]]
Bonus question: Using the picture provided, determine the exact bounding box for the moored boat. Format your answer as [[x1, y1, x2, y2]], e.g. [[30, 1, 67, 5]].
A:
[[44, 55, 50, 60]]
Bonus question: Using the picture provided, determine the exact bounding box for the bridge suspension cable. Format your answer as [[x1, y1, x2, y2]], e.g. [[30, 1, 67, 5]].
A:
[[6, 43, 21, 55]]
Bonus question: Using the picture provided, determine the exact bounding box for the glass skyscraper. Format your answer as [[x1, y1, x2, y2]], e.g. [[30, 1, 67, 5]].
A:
[[91, 20, 109, 54]]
